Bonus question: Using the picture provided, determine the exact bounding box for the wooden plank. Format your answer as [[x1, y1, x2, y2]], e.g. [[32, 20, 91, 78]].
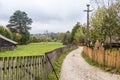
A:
[[42, 56, 45, 79], [34, 56, 36, 78], [40, 56, 42, 78], [33, 56, 36, 80], [37, 56, 39, 78], [38, 56, 39, 77], [12, 57, 14, 80], [39, 57, 41, 78], [0, 57, 3, 80], [16, 57, 18, 80], [35, 56, 37, 77], [35, 56, 38, 77], [6, 57, 8, 80], [38, 56, 40, 77], [22, 56, 24, 80], [8, 57, 10, 80], [37, 56, 39, 77], [3, 57, 7, 80], [22, 56, 25, 80], [30, 56, 33, 80], [24, 57, 27, 80], [28, 56, 30, 80], [20, 57, 22, 80], [18, 57, 20, 80], [26, 56, 29, 80], [29, 56, 31, 79]]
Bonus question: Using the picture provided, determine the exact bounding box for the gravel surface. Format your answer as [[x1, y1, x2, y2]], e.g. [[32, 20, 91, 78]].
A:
[[60, 47, 120, 80]]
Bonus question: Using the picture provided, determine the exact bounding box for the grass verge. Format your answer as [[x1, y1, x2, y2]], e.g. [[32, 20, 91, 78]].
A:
[[82, 51, 120, 74], [47, 48, 77, 80]]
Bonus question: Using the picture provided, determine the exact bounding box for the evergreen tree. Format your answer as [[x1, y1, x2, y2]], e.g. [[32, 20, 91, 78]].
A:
[[7, 10, 32, 44]]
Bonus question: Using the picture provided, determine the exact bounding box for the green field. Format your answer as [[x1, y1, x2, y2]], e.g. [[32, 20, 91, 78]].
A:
[[0, 42, 64, 57]]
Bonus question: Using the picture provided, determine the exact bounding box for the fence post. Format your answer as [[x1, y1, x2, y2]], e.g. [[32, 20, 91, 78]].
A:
[[0, 57, 2, 80]]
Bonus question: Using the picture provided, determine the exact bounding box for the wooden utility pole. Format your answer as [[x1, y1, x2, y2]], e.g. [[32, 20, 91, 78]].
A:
[[84, 4, 92, 45]]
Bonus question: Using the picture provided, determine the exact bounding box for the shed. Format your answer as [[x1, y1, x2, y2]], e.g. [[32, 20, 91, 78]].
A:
[[0, 34, 18, 52]]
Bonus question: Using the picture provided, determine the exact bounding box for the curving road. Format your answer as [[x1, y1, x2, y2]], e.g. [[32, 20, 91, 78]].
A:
[[60, 47, 120, 80]]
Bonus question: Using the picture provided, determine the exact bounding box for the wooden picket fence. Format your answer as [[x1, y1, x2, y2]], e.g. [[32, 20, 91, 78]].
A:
[[0, 45, 77, 80], [83, 46, 120, 69], [0, 56, 45, 80]]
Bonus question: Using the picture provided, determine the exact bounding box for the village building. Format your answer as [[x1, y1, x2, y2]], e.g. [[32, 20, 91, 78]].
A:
[[0, 34, 17, 52]]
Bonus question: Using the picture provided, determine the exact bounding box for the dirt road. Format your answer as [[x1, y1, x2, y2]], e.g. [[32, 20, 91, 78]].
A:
[[60, 47, 120, 80]]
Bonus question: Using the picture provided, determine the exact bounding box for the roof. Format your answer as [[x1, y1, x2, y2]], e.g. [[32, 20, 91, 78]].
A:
[[0, 34, 18, 45]]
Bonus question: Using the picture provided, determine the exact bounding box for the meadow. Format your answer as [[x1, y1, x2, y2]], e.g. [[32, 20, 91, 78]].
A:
[[0, 42, 64, 57]]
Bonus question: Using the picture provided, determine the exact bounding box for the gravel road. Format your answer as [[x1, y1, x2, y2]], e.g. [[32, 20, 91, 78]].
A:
[[60, 47, 120, 80]]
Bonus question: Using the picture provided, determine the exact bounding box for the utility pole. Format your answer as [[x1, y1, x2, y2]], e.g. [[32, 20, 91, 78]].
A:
[[84, 4, 92, 46]]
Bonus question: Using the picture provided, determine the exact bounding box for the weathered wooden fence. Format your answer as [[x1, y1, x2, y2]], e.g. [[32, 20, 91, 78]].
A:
[[0, 56, 45, 80], [0, 45, 77, 80], [83, 46, 120, 69]]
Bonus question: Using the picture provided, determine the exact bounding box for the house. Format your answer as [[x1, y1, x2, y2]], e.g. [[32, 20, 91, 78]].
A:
[[0, 34, 18, 52]]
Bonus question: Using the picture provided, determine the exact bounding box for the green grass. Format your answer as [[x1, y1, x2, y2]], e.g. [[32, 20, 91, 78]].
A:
[[48, 48, 77, 80], [0, 42, 64, 57]]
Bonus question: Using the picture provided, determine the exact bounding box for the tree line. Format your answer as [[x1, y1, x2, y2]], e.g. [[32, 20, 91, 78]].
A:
[[29, 22, 86, 45]]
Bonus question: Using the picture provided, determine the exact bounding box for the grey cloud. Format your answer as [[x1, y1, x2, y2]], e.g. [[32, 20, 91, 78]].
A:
[[0, 0, 90, 33]]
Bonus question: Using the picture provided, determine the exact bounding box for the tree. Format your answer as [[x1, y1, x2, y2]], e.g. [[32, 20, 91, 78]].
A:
[[71, 22, 81, 43], [90, 2, 120, 45], [0, 26, 13, 39], [15, 33, 22, 43], [62, 31, 71, 45], [90, 8, 106, 43], [59, 33, 66, 42], [7, 10, 32, 44], [73, 27, 85, 44]]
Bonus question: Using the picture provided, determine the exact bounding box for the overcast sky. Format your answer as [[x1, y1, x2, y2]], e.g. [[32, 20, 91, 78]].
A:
[[0, 0, 93, 34]]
